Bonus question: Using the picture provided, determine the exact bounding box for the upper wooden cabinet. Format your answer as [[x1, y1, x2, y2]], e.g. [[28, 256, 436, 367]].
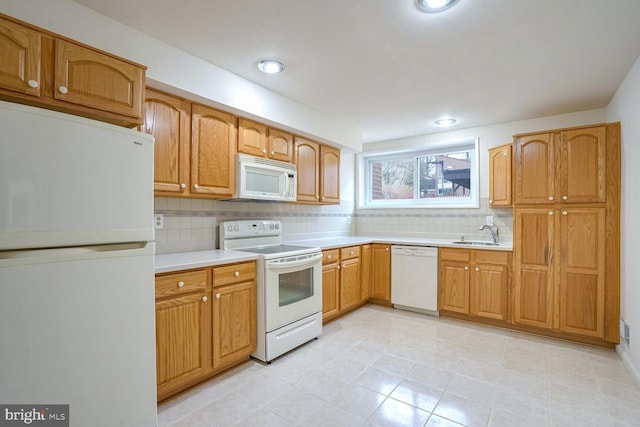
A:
[[0, 16, 41, 97], [238, 119, 294, 162], [294, 137, 340, 204], [295, 138, 320, 203], [488, 143, 512, 207], [237, 118, 267, 157], [143, 89, 191, 195], [320, 145, 340, 204], [0, 14, 145, 127], [191, 104, 236, 198], [268, 128, 294, 162], [514, 126, 606, 205], [53, 39, 144, 119]]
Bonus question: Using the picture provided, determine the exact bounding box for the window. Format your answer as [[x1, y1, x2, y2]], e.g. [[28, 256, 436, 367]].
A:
[[358, 138, 479, 208]]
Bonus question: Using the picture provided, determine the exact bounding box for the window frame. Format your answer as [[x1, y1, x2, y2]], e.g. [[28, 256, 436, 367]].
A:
[[357, 138, 480, 209]]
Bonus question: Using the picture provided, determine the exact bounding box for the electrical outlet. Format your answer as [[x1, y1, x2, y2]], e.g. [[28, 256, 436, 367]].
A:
[[486, 215, 494, 226], [154, 214, 164, 229]]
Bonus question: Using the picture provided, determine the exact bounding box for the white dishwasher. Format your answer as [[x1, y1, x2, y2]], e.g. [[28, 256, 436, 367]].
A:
[[391, 245, 439, 316]]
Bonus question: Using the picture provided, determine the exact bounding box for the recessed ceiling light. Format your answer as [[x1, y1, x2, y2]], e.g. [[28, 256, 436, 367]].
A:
[[257, 59, 284, 74], [416, 0, 459, 13], [434, 118, 457, 126]]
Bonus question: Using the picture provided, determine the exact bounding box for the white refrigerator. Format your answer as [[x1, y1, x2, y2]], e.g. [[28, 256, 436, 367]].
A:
[[0, 101, 158, 426]]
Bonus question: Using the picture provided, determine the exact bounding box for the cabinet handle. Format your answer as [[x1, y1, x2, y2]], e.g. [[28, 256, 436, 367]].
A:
[[316, 196, 320, 200], [327, 255, 332, 259], [178, 281, 184, 288], [548, 211, 554, 216], [562, 195, 568, 200], [337, 265, 341, 269], [350, 250, 354, 255], [562, 210, 568, 216], [489, 199, 493, 204], [548, 196, 554, 201], [464, 266, 469, 270], [475, 267, 480, 271], [180, 183, 186, 189], [58, 86, 68, 94], [385, 247, 389, 251], [271, 151, 275, 156], [27, 80, 39, 88], [193, 184, 199, 189], [216, 293, 221, 299], [202, 296, 208, 302], [234, 271, 240, 277]]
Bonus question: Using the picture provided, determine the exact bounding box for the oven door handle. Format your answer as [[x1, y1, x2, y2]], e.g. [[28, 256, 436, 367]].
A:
[[265, 253, 323, 270]]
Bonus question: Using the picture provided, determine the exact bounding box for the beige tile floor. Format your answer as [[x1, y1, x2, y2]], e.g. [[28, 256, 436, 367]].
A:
[[158, 305, 640, 427]]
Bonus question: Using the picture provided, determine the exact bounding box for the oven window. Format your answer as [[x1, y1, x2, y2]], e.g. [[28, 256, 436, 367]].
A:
[[279, 266, 314, 307]]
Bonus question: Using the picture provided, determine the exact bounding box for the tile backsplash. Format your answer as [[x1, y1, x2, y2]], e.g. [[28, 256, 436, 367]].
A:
[[153, 197, 355, 254], [154, 197, 513, 254]]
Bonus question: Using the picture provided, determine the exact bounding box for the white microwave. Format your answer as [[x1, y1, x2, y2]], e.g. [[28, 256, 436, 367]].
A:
[[233, 154, 297, 202]]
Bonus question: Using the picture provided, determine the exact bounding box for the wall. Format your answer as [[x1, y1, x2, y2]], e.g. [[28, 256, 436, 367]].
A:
[[355, 108, 607, 241], [607, 54, 640, 382], [0, 0, 361, 151]]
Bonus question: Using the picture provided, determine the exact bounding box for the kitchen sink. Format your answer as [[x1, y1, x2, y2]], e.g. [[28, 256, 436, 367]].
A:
[[451, 241, 500, 246]]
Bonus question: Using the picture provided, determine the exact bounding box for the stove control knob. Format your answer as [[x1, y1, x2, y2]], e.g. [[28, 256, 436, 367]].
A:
[[275, 223, 280, 229], [234, 225, 239, 231], [270, 224, 274, 230]]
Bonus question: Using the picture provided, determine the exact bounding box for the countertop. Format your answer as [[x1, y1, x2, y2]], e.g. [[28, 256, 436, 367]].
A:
[[155, 235, 512, 274], [155, 250, 259, 274]]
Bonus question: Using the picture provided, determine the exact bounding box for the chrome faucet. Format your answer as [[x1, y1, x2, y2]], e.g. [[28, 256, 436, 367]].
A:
[[479, 224, 499, 243]]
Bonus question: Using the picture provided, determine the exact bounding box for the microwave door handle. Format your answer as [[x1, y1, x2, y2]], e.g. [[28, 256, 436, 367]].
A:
[[280, 173, 288, 197], [266, 253, 323, 270]]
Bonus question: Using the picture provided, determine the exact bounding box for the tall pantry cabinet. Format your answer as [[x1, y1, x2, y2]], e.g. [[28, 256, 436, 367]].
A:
[[512, 123, 619, 344]]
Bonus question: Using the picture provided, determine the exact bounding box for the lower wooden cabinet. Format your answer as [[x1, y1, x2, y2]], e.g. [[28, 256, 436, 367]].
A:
[[155, 261, 256, 402], [155, 269, 210, 401], [360, 244, 372, 302], [321, 246, 365, 322], [371, 244, 391, 303], [439, 248, 510, 322]]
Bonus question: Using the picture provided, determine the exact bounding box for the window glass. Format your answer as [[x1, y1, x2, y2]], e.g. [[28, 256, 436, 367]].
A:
[[359, 139, 479, 208]]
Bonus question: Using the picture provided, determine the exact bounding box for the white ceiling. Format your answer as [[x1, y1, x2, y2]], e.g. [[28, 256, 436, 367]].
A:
[[72, 0, 640, 143]]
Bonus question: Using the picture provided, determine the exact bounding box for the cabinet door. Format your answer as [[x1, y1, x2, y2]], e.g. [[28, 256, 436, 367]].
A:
[[156, 292, 209, 399], [54, 39, 143, 119], [513, 208, 554, 329], [320, 145, 340, 204], [212, 281, 256, 369], [360, 244, 372, 302], [322, 262, 340, 321], [143, 89, 191, 195], [438, 260, 469, 314], [0, 17, 41, 96], [340, 257, 361, 312], [489, 144, 512, 207], [556, 127, 606, 203], [267, 128, 293, 162], [191, 104, 236, 197], [238, 118, 267, 157], [295, 138, 320, 203], [515, 133, 554, 204], [558, 207, 605, 338], [471, 263, 508, 321], [371, 244, 391, 301]]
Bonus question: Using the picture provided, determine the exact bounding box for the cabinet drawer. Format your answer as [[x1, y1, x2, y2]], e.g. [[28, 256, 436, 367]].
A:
[[214, 261, 256, 287], [340, 246, 360, 260], [155, 269, 208, 299], [323, 249, 340, 264], [473, 250, 510, 265], [439, 248, 470, 262]]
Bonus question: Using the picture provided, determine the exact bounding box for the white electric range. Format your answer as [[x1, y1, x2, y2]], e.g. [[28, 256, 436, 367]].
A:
[[220, 220, 323, 363]]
